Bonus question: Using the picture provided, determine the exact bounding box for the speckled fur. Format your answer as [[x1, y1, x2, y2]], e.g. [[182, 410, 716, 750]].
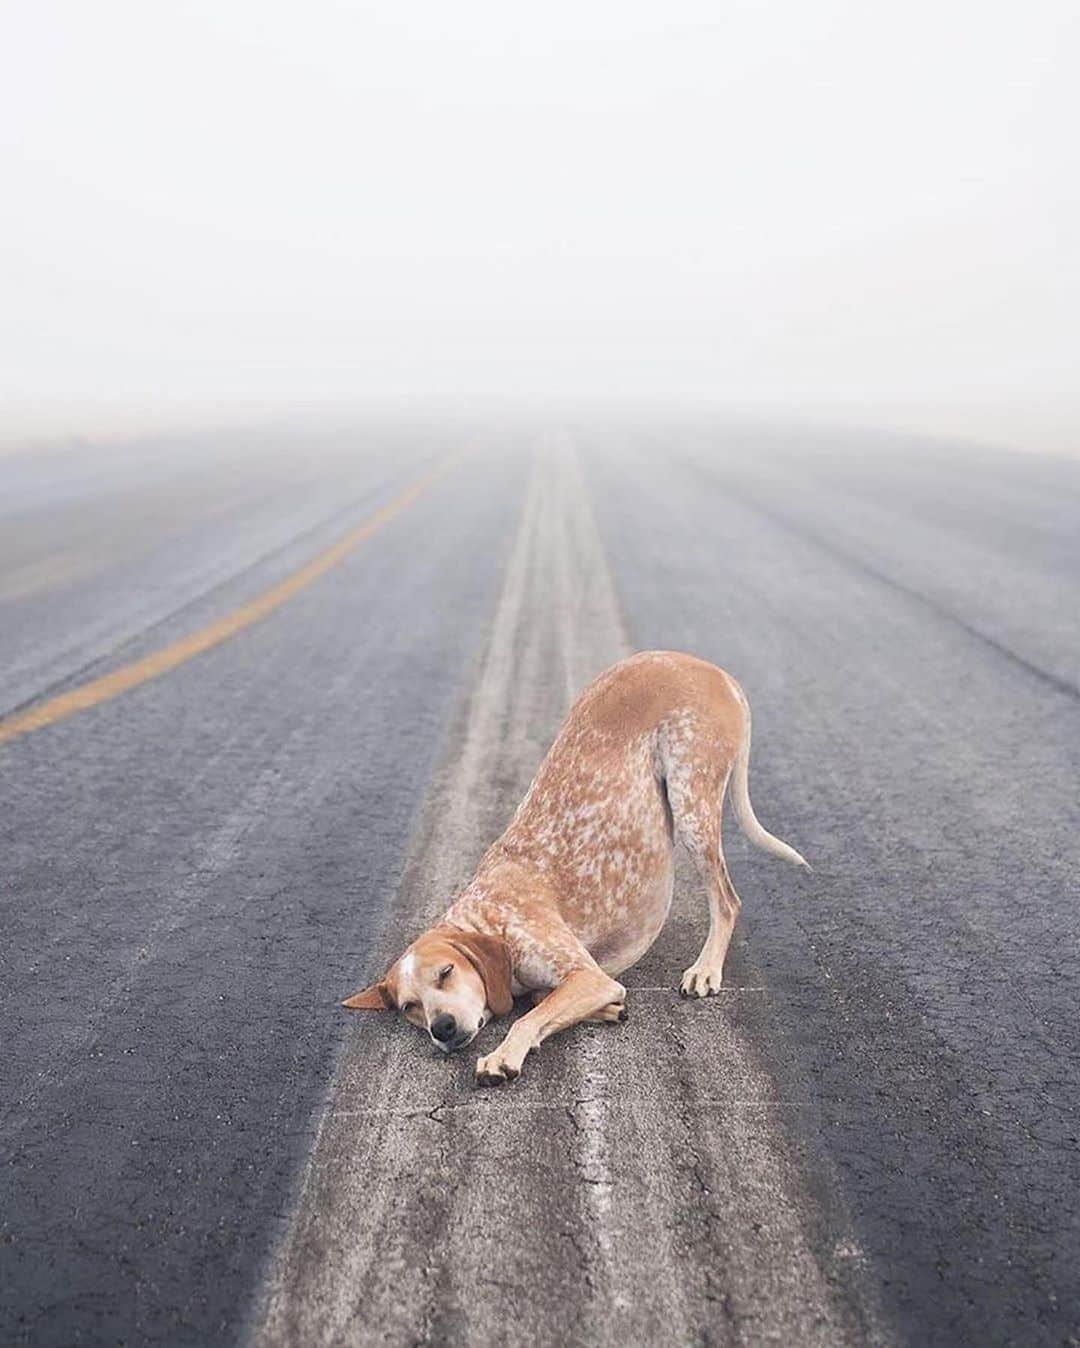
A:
[[348, 650, 808, 1083], [450, 651, 750, 987]]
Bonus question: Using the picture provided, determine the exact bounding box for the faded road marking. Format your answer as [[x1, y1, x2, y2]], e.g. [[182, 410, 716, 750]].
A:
[[0, 466, 445, 747], [249, 437, 632, 1347]]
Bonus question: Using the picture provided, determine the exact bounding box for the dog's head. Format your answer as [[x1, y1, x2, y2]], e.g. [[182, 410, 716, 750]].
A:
[[342, 925, 514, 1052]]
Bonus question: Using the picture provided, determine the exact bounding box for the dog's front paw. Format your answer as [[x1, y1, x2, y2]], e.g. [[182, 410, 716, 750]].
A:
[[475, 1047, 524, 1086], [680, 965, 724, 998]]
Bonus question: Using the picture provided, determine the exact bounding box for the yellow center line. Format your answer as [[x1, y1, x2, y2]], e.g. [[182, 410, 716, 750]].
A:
[[0, 462, 448, 748]]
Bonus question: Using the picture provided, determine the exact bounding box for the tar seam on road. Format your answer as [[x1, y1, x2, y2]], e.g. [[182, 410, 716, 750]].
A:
[[0, 463, 449, 748], [681, 454, 1080, 703]]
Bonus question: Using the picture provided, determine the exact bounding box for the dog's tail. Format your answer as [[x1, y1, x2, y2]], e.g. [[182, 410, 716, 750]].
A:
[[729, 710, 811, 870]]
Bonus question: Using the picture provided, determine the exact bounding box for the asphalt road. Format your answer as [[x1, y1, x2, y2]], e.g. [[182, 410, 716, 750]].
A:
[[2, 419, 1078, 1346]]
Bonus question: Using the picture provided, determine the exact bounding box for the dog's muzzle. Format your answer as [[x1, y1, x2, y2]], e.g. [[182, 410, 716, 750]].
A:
[[430, 1013, 465, 1050], [430, 1013, 477, 1053]]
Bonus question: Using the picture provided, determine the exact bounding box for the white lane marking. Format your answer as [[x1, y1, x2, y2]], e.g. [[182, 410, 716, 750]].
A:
[[249, 439, 632, 1346]]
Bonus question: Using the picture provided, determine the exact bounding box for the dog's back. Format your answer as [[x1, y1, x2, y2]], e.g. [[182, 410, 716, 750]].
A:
[[473, 653, 749, 963]]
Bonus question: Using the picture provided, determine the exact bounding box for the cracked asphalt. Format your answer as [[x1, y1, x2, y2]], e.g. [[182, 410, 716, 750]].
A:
[[2, 420, 1079, 1346]]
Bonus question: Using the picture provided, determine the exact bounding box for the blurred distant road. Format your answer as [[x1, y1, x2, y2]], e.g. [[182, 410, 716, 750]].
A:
[[2, 420, 1079, 1346]]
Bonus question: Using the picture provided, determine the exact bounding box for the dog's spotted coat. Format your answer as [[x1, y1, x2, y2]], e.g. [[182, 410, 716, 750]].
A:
[[344, 651, 808, 1084]]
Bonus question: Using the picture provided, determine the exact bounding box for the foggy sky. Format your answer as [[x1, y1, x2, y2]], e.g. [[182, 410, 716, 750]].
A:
[[2, 1, 1077, 450]]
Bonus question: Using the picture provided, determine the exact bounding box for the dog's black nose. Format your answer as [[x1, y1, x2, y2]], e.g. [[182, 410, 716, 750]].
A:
[[430, 1013, 457, 1043]]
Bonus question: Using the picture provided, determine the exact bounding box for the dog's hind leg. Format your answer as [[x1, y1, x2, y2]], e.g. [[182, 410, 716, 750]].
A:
[[679, 822, 742, 997], [662, 742, 742, 997]]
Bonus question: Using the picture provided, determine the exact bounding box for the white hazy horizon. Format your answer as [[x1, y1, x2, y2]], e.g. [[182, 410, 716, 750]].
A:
[[2, 2, 1077, 452]]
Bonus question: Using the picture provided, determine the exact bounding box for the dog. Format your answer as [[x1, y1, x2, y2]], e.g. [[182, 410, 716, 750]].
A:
[[343, 650, 808, 1084]]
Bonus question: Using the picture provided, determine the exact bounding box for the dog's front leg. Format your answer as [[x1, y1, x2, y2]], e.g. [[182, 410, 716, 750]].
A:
[[475, 968, 626, 1085]]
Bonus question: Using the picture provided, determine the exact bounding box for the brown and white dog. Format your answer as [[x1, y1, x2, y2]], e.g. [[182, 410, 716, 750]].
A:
[[344, 651, 808, 1085]]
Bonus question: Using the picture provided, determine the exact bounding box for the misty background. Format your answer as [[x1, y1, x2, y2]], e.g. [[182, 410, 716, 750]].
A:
[[1, 0, 1077, 451]]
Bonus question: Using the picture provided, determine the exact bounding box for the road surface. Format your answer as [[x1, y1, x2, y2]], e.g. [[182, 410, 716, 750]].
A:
[[2, 419, 1078, 1346]]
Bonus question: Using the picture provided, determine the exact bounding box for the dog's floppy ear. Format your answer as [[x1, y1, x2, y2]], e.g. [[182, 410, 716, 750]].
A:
[[341, 980, 395, 1010], [446, 930, 515, 1017]]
